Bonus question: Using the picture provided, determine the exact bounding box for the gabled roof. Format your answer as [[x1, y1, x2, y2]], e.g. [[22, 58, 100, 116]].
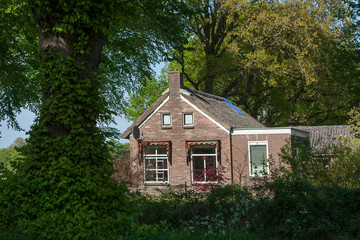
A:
[[120, 86, 265, 139], [120, 92, 169, 139], [294, 125, 352, 154], [180, 87, 265, 130]]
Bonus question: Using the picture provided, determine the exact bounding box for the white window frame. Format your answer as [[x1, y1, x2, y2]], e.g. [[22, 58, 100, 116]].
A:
[[190, 145, 217, 183], [183, 113, 194, 127], [248, 141, 269, 176], [161, 113, 172, 128], [143, 145, 169, 183]]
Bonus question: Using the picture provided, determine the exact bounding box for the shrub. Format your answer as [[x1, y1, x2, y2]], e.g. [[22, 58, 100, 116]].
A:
[[0, 147, 139, 239]]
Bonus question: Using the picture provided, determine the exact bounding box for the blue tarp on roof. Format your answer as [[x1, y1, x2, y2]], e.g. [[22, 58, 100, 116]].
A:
[[222, 97, 245, 116]]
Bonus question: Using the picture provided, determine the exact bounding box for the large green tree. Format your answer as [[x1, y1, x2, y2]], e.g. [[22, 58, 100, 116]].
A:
[[168, 0, 360, 126], [0, 0, 188, 238]]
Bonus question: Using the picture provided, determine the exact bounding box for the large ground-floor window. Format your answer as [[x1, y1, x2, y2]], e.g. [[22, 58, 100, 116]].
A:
[[191, 145, 217, 182], [143, 145, 169, 183], [249, 141, 268, 176]]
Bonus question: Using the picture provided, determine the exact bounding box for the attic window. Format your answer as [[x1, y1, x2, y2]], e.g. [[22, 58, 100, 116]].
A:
[[183, 113, 194, 127], [161, 113, 171, 127]]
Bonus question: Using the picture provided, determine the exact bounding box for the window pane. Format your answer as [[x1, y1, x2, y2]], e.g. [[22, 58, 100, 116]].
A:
[[184, 113, 193, 125], [162, 114, 171, 126], [156, 146, 167, 155], [145, 170, 156, 181], [250, 145, 267, 175], [205, 156, 217, 181], [192, 146, 215, 154], [193, 156, 205, 181], [144, 146, 156, 155], [157, 158, 168, 169], [163, 171, 168, 181], [205, 156, 216, 169], [145, 158, 156, 169]]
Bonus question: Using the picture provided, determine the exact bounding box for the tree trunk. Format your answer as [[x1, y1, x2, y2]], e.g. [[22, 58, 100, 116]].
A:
[[37, 24, 106, 139]]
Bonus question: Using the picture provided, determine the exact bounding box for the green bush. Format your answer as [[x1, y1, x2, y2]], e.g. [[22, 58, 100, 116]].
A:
[[127, 227, 263, 240], [0, 144, 139, 239]]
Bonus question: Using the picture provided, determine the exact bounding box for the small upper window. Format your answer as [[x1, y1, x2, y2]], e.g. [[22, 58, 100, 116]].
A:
[[183, 113, 194, 127], [162, 113, 171, 127]]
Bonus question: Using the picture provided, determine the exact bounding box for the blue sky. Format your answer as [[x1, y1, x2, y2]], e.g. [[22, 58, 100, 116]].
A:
[[0, 108, 132, 149], [0, 63, 164, 149]]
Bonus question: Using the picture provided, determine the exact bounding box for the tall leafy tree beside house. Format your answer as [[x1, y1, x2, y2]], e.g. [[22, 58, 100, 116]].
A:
[[170, 0, 360, 126], [0, 0, 188, 238]]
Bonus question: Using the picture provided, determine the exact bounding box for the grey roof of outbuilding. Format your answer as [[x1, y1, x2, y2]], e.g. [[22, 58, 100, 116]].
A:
[[120, 87, 265, 139], [294, 125, 352, 154]]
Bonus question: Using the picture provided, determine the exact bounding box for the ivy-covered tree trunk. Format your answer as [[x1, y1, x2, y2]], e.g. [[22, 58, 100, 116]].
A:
[[36, 16, 106, 140], [0, 1, 137, 239]]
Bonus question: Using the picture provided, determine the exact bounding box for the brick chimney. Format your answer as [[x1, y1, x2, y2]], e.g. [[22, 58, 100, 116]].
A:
[[168, 69, 183, 99]]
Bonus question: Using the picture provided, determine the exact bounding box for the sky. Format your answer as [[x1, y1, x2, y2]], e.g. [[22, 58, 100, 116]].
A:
[[0, 108, 132, 149], [0, 63, 164, 149]]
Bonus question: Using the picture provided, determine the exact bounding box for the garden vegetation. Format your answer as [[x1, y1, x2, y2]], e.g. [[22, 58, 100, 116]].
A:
[[1, 0, 360, 239], [2, 130, 360, 239]]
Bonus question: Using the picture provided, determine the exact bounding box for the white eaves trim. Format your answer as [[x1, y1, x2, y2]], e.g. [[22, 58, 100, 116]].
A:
[[138, 96, 170, 129], [233, 128, 309, 138], [180, 95, 229, 133]]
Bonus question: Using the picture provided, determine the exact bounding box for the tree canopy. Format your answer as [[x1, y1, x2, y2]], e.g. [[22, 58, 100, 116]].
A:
[[164, 0, 360, 126], [0, 0, 40, 130]]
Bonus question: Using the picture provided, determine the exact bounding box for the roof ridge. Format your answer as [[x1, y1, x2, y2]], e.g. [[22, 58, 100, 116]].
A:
[[182, 86, 224, 101]]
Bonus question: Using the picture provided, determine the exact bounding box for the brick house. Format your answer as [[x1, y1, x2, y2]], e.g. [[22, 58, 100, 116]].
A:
[[120, 70, 308, 192]]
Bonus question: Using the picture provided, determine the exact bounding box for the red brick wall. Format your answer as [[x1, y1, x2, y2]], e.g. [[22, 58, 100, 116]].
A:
[[129, 94, 232, 187], [231, 133, 291, 186]]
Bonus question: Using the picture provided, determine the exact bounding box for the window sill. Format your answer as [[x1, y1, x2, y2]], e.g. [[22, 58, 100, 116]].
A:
[[249, 174, 269, 178], [192, 181, 218, 184], [144, 182, 169, 186], [161, 126, 172, 129], [183, 126, 194, 129]]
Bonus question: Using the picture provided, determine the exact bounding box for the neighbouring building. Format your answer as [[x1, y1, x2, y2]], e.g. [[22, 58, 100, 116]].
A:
[[120, 70, 311, 193]]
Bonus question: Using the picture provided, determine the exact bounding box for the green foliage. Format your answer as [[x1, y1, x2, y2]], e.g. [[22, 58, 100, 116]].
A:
[[99, 1, 189, 118], [125, 69, 169, 121], [170, 0, 360, 126], [107, 139, 130, 159], [246, 136, 360, 239], [139, 185, 252, 231], [0, 155, 139, 239], [273, 109, 360, 189], [0, 232, 39, 240], [250, 180, 360, 239], [0, 0, 40, 130], [327, 109, 360, 188], [127, 227, 263, 240], [0, 138, 25, 171], [274, 137, 331, 186]]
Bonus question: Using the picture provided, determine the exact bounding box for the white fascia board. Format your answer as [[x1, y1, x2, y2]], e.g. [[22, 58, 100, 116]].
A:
[[138, 96, 170, 129], [180, 95, 229, 133], [232, 128, 309, 137]]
